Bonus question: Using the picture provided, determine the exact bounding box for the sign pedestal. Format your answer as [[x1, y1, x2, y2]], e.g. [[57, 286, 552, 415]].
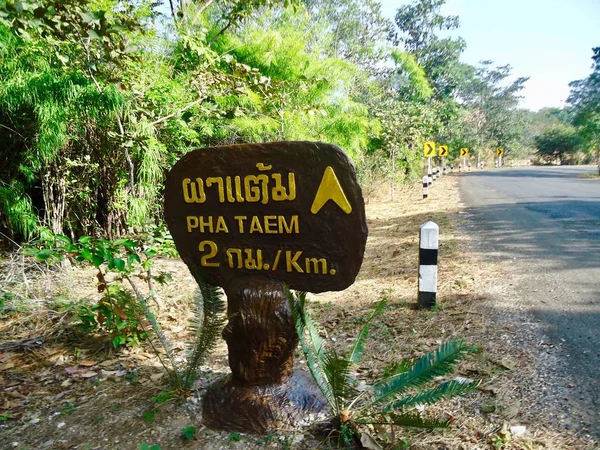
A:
[[203, 277, 326, 432]]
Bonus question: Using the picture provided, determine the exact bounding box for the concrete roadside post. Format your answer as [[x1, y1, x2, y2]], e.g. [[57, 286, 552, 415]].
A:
[[450, 163, 454, 173], [418, 221, 439, 309], [422, 176, 429, 199], [458, 163, 462, 172], [428, 159, 433, 186], [468, 162, 472, 171]]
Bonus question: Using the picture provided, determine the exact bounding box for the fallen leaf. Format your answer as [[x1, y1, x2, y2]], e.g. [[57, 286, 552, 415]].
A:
[[65, 366, 83, 375], [98, 359, 120, 368], [0, 362, 16, 371], [150, 373, 164, 382], [498, 359, 517, 370], [79, 360, 98, 367], [374, 424, 388, 441], [501, 400, 521, 419], [360, 431, 383, 450], [7, 391, 26, 399], [32, 390, 52, 396], [1, 399, 19, 409], [81, 371, 98, 378], [37, 369, 52, 378], [52, 390, 72, 401]]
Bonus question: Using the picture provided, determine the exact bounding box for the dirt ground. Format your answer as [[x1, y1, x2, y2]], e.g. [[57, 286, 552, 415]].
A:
[[1, 175, 598, 450]]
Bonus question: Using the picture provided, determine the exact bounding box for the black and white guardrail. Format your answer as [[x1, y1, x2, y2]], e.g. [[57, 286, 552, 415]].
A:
[[418, 221, 438, 309]]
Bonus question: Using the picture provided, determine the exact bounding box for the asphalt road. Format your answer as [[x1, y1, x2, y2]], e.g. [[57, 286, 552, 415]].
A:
[[459, 165, 600, 436]]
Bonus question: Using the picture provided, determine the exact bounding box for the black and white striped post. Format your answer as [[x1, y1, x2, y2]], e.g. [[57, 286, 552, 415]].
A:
[[432, 167, 437, 182], [426, 155, 432, 186], [450, 163, 454, 173], [442, 162, 447, 175], [422, 176, 429, 199], [468, 162, 472, 171], [418, 221, 438, 309], [458, 163, 462, 172]]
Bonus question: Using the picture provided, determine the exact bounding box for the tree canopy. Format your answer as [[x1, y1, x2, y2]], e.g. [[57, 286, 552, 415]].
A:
[[566, 47, 600, 161], [0, 0, 538, 241]]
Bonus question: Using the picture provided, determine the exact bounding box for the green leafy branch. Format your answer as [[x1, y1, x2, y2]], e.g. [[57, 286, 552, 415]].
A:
[[27, 231, 225, 393]]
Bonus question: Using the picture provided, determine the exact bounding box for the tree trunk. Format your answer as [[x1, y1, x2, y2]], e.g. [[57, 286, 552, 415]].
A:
[[42, 163, 66, 235]]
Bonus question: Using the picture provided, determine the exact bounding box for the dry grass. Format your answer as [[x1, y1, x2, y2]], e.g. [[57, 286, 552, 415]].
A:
[[0, 175, 598, 450]]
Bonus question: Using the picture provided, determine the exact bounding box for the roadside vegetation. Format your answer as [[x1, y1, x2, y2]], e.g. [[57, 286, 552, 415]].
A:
[[2, 0, 597, 242]]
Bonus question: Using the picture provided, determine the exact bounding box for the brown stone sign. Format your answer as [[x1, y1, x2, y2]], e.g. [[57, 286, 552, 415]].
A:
[[164, 141, 368, 433], [164, 141, 367, 293]]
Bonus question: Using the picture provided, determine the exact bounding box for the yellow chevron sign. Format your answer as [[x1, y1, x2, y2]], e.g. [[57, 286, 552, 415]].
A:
[[439, 145, 448, 157], [424, 141, 436, 157], [459, 148, 469, 156], [497, 148, 504, 156]]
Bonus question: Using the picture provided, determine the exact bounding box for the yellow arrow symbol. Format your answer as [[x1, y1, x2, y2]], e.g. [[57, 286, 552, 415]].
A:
[[311, 166, 352, 215]]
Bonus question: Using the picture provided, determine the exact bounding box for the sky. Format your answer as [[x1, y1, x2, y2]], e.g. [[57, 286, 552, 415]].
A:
[[379, 0, 600, 111]]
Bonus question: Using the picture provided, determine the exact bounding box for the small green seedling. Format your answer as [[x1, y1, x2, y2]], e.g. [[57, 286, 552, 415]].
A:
[[60, 402, 76, 415], [139, 444, 161, 450], [228, 432, 242, 442], [141, 408, 158, 422], [181, 426, 196, 440]]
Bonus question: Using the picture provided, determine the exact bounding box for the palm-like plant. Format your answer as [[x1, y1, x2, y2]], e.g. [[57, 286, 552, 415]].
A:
[[285, 288, 480, 445]]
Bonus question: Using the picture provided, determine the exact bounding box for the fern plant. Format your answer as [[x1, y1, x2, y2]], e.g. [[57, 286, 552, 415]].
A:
[[285, 288, 480, 445], [183, 267, 227, 388]]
